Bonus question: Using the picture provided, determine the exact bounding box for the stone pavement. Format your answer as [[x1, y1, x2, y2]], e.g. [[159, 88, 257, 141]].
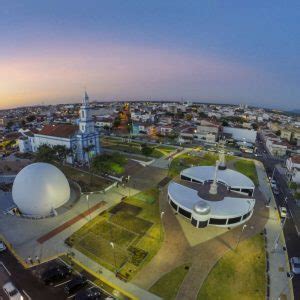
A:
[[255, 160, 294, 300]]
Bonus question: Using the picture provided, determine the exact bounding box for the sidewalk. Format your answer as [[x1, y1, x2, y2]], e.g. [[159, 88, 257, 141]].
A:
[[72, 248, 162, 300], [255, 161, 294, 300]]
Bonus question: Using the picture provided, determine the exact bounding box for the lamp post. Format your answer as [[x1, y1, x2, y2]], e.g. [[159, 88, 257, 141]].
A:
[[160, 211, 165, 241], [271, 216, 287, 252], [110, 241, 117, 274], [235, 224, 247, 251], [86, 194, 91, 221]]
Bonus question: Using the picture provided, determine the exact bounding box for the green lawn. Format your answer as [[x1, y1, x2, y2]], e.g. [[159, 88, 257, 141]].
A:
[[59, 165, 112, 192], [198, 234, 266, 300], [101, 137, 174, 158], [149, 264, 191, 300], [67, 188, 163, 280], [234, 159, 259, 186], [168, 152, 218, 177]]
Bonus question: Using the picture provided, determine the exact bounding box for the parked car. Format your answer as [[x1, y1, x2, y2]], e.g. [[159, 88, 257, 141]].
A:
[[279, 206, 287, 218], [41, 265, 72, 285], [269, 179, 277, 189], [2, 282, 23, 300], [64, 275, 88, 295], [273, 187, 280, 195], [290, 257, 300, 274], [74, 287, 103, 300], [0, 240, 7, 252]]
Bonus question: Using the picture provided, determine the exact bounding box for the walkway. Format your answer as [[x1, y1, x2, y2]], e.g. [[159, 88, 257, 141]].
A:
[[255, 160, 294, 300], [132, 179, 269, 300]]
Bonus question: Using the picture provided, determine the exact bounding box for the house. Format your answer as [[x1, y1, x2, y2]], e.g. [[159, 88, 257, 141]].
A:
[[195, 120, 220, 143], [286, 155, 300, 183]]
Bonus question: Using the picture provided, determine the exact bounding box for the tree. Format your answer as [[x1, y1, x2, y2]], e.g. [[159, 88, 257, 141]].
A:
[[35, 145, 57, 163], [53, 145, 68, 163], [92, 152, 127, 175], [251, 123, 258, 130], [141, 144, 153, 156], [113, 117, 121, 128]]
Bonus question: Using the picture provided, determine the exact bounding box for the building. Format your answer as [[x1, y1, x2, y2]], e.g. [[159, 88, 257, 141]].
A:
[[195, 120, 220, 143], [223, 127, 257, 143], [286, 155, 300, 183], [167, 159, 255, 228], [17, 92, 101, 163]]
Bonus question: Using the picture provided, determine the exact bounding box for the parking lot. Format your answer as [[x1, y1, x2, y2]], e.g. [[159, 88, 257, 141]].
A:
[[0, 248, 114, 299]]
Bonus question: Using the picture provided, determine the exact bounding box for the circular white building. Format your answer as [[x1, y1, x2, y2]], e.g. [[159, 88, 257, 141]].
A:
[[12, 163, 70, 217], [167, 163, 256, 228]]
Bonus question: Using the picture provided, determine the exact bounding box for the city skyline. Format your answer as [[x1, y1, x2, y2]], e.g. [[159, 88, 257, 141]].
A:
[[1, 1, 300, 109]]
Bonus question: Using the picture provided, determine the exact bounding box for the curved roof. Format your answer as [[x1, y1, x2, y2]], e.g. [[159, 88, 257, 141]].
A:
[[168, 182, 255, 218], [181, 166, 255, 189], [12, 163, 70, 216]]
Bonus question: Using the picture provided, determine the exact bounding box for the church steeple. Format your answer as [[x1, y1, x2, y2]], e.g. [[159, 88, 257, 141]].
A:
[[83, 90, 89, 106]]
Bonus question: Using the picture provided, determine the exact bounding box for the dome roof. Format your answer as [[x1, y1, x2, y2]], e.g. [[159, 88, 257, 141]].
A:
[[193, 201, 210, 215], [12, 163, 70, 217]]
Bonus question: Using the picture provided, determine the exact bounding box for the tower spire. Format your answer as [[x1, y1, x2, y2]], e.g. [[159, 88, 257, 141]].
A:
[[83, 89, 89, 105]]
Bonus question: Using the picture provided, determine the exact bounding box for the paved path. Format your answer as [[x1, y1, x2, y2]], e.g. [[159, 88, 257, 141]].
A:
[[132, 180, 269, 300], [255, 160, 294, 300]]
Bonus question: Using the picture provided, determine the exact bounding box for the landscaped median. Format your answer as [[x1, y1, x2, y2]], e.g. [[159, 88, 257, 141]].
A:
[[65, 188, 164, 281], [197, 233, 266, 300]]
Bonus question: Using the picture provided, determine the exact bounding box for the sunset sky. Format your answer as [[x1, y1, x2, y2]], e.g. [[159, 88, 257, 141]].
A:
[[1, 1, 299, 109]]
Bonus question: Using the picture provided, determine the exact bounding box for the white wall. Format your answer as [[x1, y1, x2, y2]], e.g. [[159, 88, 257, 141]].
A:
[[223, 127, 257, 143]]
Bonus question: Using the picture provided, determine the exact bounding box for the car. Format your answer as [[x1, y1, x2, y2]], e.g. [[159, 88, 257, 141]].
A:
[[41, 265, 72, 285], [0, 240, 7, 252], [290, 257, 300, 274], [64, 275, 88, 295], [3, 282, 23, 300], [269, 179, 277, 189], [279, 206, 287, 218], [74, 287, 103, 300], [273, 188, 280, 195]]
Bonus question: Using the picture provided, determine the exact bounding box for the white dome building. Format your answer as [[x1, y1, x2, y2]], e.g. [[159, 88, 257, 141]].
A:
[[12, 163, 70, 217]]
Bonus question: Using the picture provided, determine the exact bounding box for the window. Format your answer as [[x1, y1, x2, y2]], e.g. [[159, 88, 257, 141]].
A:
[[198, 220, 208, 228], [181, 175, 191, 181], [191, 217, 198, 227], [209, 218, 227, 225], [227, 216, 242, 224], [242, 211, 251, 220], [81, 110, 85, 118], [241, 188, 250, 194], [230, 188, 240, 192], [170, 200, 178, 211], [178, 207, 192, 219], [191, 179, 202, 184]]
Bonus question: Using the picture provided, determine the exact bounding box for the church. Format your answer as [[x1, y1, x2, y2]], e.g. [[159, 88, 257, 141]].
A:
[[18, 92, 101, 164]]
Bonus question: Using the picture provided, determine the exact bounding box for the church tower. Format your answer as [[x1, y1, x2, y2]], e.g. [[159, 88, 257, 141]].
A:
[[76, 91, 101, 163], [79, 91, 95, 134]]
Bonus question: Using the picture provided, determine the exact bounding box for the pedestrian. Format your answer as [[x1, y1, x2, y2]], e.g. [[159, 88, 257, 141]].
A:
[[27, 256, 33, 264], [35, 255, 40, 264]]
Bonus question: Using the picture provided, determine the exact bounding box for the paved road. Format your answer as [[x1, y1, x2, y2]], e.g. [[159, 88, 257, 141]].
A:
[[256, 133, 300, 300], [0, 249, 66, 300]]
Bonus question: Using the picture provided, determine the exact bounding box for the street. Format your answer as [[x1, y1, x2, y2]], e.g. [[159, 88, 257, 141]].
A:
[[256, 133, 300, 299]]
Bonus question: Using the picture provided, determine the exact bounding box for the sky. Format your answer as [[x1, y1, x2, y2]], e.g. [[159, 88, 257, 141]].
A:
[[0, 1, 299, 110]]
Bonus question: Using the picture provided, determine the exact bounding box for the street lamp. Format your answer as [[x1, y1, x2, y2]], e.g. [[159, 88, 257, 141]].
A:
[[235, 224, 247, 250], [110, 241, 117, 274], [160, 211, 165, 241], [271, 216, 287, 252], [86, 194, 91, 221]]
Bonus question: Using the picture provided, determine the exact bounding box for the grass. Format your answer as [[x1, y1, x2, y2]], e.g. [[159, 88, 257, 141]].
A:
[[59, 165, 112, 192], [101, 137, 175, 159], [149, 264, 191, 300], [168, 152, 218, 177], [67, 188, 163, 280], [197, 234, 266, 300], [234, 159, 259, 186]]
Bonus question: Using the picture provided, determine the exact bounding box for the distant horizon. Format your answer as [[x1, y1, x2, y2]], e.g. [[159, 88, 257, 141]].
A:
[[1, 97, 298, 113]]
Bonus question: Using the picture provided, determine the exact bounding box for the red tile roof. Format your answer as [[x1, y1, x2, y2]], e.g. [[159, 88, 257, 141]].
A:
[[291, 155, 300, 164], [37, 124, 78, 138]]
